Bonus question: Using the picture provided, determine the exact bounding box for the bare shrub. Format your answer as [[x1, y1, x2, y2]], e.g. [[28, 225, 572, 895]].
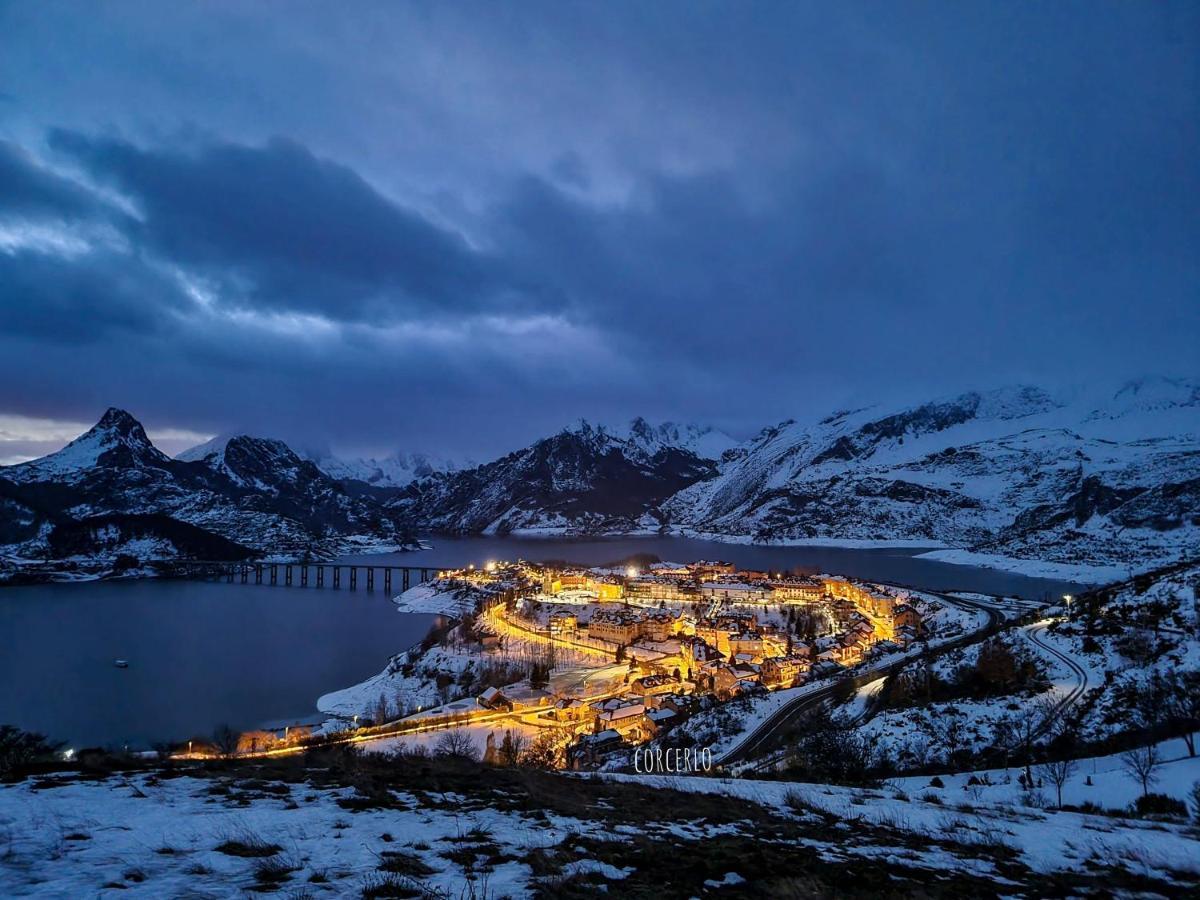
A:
[[214, 826, 282, 858], [253, 853, 301, 886], [434, 728, 478, 761], [1038, 757, 1077, 808], [1120, 744, 1160, 797]]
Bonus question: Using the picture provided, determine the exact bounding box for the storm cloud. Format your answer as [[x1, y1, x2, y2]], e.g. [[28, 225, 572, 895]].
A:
[[0, 1, 1196, 459]]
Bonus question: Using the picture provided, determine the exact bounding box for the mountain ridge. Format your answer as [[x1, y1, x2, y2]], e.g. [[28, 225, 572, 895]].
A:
[[1, 377, 1195, 575]]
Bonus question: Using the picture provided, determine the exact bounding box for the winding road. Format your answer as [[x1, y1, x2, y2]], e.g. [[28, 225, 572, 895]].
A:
[[1023, 620, 1090, 730]]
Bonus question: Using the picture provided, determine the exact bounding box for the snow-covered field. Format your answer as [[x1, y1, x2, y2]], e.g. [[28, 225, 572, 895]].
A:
[[6, 743, 1198, 897], [0, 769, 607, 897], [600, 737, 1200, 886]]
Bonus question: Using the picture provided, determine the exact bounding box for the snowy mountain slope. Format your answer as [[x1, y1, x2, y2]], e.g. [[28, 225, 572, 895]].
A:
[[393, 419, 722, 534], [664, 378, 1199, 570], [7, 408, 181, 485], [0, 412, 413, 559], [614, 417, 739, 462], [307, 450, 473, 487], [183, 434, 474, 489]]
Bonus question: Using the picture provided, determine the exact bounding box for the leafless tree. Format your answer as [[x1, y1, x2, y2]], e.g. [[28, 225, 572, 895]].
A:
[[434, 728, 478, 761], [1121, 743, 1161, 797], [921, 713, 969, 770], [1163, 671, 1200, 757], [1038, 757, 1077, 808], [521, 729, 564, 769], [996, 696, 1058, 786], [211, 724, 239, 757], [497, 729, 529, 766]]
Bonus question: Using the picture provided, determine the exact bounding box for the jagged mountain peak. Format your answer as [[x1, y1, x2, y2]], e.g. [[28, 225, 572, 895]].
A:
[[306, 450, 472, 487], [178, 432, 327, 492], [95, 406, 149, 436], [553, 416, 737, 461], [5, 408, 169, 482]]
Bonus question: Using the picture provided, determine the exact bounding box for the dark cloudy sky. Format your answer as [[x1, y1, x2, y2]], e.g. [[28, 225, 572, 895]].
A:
[[1, 2, 1197, 462]]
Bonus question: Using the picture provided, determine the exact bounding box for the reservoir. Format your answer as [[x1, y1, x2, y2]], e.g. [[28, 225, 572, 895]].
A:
[[0, 535, 1082, 748]]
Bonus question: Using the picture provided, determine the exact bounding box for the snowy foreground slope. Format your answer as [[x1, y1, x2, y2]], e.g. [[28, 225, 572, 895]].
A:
[[2, 749, 1198, 898], [597, 738, 1200, 888]]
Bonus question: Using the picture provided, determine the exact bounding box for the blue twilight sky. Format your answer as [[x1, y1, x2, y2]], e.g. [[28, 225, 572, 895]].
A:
[[0, 1, 1196, 462]]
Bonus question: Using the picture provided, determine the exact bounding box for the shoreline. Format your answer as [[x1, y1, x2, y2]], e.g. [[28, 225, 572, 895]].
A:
[[420, 526, 1141, 584], [912, 548, 1128, 585]]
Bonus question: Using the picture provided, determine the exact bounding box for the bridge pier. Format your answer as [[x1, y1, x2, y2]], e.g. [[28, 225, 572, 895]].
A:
[[175, 560, 446, 598]]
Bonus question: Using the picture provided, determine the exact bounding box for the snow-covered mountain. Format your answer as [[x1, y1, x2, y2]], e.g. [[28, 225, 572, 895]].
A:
[[392, 418, 726, 534], [183, 434, 473, 489], [305, 450, 473, 488], [0, 411, 413, 562], [663, 378, 1199, 570], [613, 417, 739, 463], [2, 383, 1194, 574]]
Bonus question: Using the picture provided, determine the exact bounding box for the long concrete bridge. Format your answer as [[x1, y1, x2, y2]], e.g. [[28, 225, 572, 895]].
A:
[[159, 559, 440, 593]]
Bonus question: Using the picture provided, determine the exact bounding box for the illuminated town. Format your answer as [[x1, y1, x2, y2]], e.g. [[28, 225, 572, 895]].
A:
[[261, 558, 929, 769]]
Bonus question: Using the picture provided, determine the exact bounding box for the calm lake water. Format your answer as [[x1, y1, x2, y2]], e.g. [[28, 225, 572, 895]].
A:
[[1, 535, 1083, 749], [341, 534, 1084, 601], [0, 580, 435, 749]]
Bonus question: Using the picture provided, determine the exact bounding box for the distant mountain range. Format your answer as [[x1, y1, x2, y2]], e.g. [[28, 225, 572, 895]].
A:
[[1, 377, 1196, 577], [0, 409, 413, 570]]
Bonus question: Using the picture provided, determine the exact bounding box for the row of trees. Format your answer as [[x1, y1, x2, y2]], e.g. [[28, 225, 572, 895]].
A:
[[879, 636, 1048, 710], [1113, 670, 1200, 756], [433, 726, 564, 768]]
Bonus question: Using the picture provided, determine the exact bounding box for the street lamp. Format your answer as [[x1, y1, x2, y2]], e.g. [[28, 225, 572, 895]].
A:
[[1063, 594, 1073, 620], [626, 566, 639, 579]]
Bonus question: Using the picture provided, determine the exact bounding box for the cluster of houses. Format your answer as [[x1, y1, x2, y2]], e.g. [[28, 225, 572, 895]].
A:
[[436, 559, 928, 768]]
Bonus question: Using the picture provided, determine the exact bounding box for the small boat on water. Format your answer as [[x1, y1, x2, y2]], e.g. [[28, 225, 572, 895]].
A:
[[113, 659, 129, 668]]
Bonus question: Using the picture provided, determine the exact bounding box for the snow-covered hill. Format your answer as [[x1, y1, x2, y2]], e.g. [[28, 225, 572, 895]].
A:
[[0, 411, 414, 564], [663, 378, 1199, 573], [306, 450, 473, 487], [391, 419, 726, 534]]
